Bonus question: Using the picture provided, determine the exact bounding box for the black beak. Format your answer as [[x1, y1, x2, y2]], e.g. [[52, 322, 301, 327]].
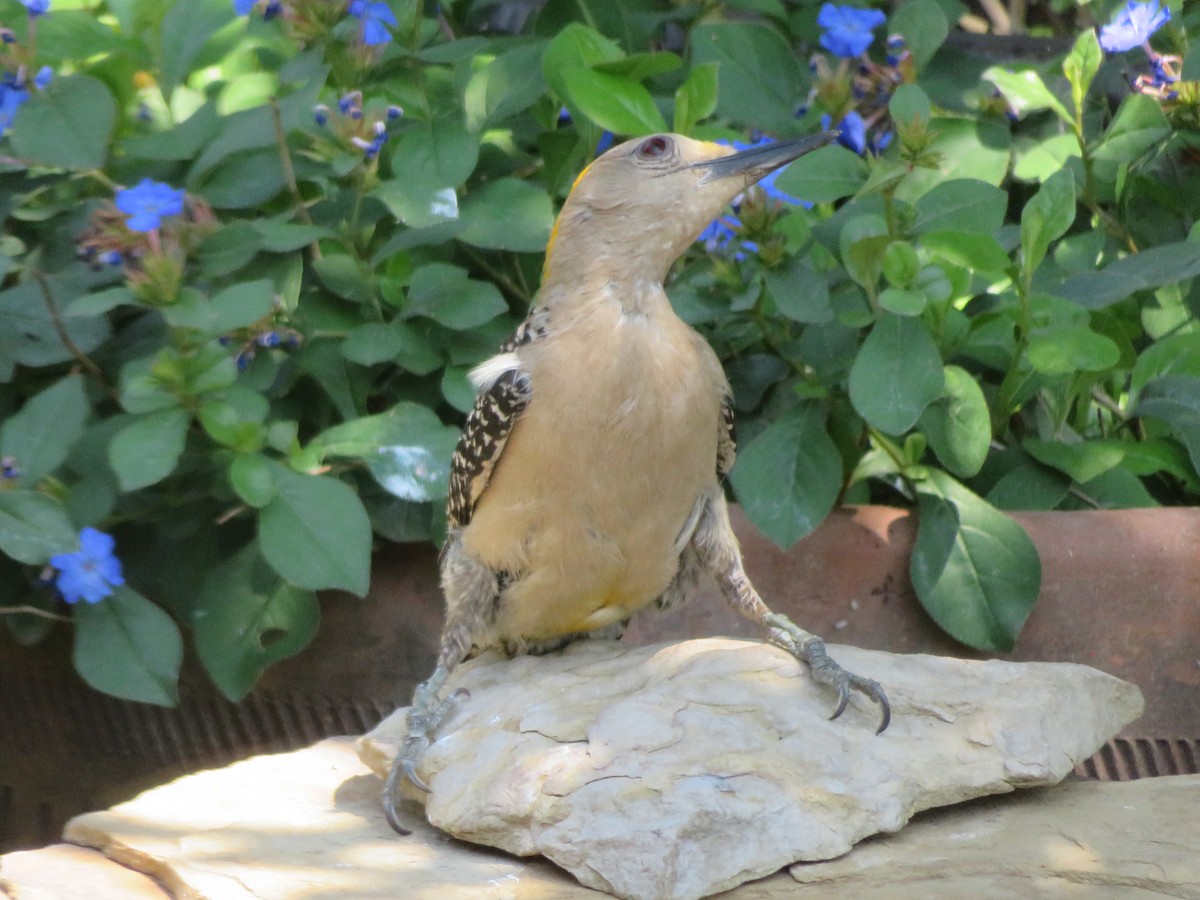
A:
[[695, 131, 838, 182]]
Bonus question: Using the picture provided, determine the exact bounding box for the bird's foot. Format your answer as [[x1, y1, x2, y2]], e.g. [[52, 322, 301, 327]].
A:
[[763, 612, 891, 734], [382, 674, 469, 835]]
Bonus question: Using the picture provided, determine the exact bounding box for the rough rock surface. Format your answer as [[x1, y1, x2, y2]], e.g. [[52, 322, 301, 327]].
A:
[[0, 843, 170, 900], [63, 737, 602, 899], [358, 638, 1143, 900], [53, 733, 1200, 899], [790, 775, 1200, 898]]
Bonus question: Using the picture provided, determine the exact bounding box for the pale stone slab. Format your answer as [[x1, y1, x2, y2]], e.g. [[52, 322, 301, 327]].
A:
[[790, 774, 1200, 898], [0, 843, 169, 900], [359, 639, 1143, 900], [63, 737, 605, 899]]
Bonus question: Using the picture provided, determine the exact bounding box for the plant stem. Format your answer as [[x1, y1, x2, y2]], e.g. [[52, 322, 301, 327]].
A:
[[0, 605, 71, 623], [33, 271, 116, 395], [270, 96, 322, 260]]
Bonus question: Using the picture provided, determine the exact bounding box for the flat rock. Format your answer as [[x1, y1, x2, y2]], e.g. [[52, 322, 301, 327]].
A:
[[63, 737, 603, 899], [790, 774, 1200, 898], [0, 843, 170, 900], [358, 638, 1143, 900], [54, 730, 1199, 899]]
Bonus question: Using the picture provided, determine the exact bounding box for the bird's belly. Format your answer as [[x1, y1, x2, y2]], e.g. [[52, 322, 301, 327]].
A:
[[463, 320, 723, 643]]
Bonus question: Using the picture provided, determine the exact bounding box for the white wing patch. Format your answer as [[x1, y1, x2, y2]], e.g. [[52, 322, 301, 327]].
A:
[[469, 352, 523, 391]]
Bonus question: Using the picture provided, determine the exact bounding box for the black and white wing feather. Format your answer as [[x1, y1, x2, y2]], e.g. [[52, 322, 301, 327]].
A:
[[446, 365, 532, 530]]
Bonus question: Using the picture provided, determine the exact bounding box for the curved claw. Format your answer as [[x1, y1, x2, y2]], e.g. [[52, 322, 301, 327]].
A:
[[829, 682, 850, 721], [383, 760, 415, 836], [402, 758, 430, 793], [870, 684, 892, 735]]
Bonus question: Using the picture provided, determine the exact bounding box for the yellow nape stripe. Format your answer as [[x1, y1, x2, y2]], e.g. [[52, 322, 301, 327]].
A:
[[543, 159, 596, 276]]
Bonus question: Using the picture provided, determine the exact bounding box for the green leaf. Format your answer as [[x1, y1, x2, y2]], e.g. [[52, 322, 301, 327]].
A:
[[0, 490, 77, 565], [888, 84, 931, 129], [1022, 439, 1124, 484], [1131, 332, 1200, 400], [987, 460, 1070, 511], [848, 314, 944, 435], [389, 116, 478, 187], [690, 22, 803, 135], [230, 454, 276, 508], [920, 232, 1012, 274], [64, 287, 137, 318], [210, 279, 277, 333], [458, 179, 553, 252], [1020, 167, 1076, 282], [309, 401, 460, 503], [594, 51, 682, 82], [911, 470, 1041, 652], [839, 214, 890, 290], [9, 74, 117, 170], [1063, 29, 1101, 117], [878, 287, 927, 316], [1091, 94, 1170, 163], [1057, 240, 1200, 310], [160, 0, 232, 100], [1131, 375, 1200, 476], [912, 180, 1007, 235], [761, 256, 833, 323], [341, 321, 443, 373], [248, 219, 333, 252], [194, 544, 319, 701], [463, 43, 548, 132], [312, 254, 375, 305], [894, 118, 1012, 202], [190, 148, 285, 209], [674, 62, 719, 134], [542, 22, 623, 108], [108, 409, 191, 491], [258, 467, 372, 595], [889, 0, 949, 69], [729, 404, 841, 548], [1026, 325, 1120, 375], [406, 263, 508, 329], [774, 145, 868, 203], [1012, 133, 1083, 183], [919, 366, 990, 478], [982, 66, 1071, 125], [73, 586, 183, 706], [563, 68, 666, 135], [0, 375, 90, 486]]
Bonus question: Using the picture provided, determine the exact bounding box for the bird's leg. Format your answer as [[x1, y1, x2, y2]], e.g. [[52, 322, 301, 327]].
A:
[[691, 490, 890, 733], [383, 533, 499, 835]]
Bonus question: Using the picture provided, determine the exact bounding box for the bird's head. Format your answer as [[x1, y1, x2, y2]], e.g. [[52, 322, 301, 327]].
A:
[[543, 131, 835, 283]]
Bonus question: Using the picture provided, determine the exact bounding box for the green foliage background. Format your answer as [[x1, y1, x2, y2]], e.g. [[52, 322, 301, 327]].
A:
[[1, 0, 1198, 705]]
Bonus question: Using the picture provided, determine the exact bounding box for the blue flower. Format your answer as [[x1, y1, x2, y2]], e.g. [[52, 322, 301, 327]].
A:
[[821, 111, 868, 155], [50, 527, 125, 605], [233, 0, 256, 14], [263, 0, 283, 18], [1099, 1, 1169, 53], [19, 0, 50, 17], [1, 456, 18, 479], [349, 1, 398, 46], [698, 215, 740, 253], [115, 179, 186, 232], [33, 66, 52, 90], [0, 77, 29, 137], [817, 4, 887, 58]]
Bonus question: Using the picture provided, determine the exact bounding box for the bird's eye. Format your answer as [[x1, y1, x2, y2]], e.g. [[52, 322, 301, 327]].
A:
[[636, 136, 670, 160]]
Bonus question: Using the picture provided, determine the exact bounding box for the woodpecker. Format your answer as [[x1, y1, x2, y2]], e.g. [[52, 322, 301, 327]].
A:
[[384, 132, 890, 834]]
